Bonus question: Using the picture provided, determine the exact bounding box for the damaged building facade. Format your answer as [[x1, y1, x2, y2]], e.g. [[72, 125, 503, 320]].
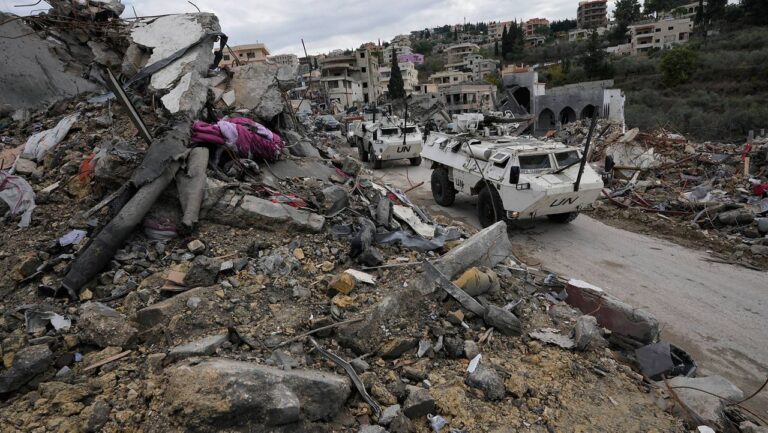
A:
[[501, 69, 625, 134]]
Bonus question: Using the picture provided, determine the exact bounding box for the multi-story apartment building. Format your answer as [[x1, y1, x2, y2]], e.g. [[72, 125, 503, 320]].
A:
[[267, 53, 299, 68], [320, 48, 381, 104], [445, 43, 480, 65], [627, 17, 693, 54], [379, 61, 419, 95], [524, 18, 550, 36], [577, 0, 608, 29], [488, 20, 513, 42]]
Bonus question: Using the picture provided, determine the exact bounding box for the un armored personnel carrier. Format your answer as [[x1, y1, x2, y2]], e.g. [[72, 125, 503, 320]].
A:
[[349, 116, 423, 169], [421, 114, 604, 227]]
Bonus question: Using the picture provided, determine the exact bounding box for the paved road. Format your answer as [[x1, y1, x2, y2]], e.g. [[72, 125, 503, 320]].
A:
[[347, 151, 768, 414]]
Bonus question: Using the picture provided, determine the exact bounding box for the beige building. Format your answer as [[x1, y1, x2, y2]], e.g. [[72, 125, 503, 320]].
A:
[[628, 18, 693, 54], [391, 34, 411, 46], [524, 18, 549, 36], [488, 20, 513, 42], [568, 26, 608, 42], [383, 44, 413, 64], [429, 70, 473, 87], [441, 82, 496, 114], [577, 0, 608, 29], [320, 48, 381, 104], [319, 55, 364, 107], [379, 61, 418, 95], [413, 83, 438, 95], [221, 43, 270, 67], [445, 43, 480, 65]]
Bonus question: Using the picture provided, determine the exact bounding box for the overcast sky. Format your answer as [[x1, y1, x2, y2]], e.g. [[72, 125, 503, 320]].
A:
[[1, 0, 616, 55]]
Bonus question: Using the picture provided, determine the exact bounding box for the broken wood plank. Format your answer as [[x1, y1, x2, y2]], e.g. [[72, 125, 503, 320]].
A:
[[83, 350, 132, 372]]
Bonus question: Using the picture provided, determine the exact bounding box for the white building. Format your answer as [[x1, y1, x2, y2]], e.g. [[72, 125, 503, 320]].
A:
[[568, 26, 608, 42], [428, 70, 474, 88], [379, 61, 419, 95], [445, 43, 480, 65], [383, 44, 413, 64], [628, 17, 693, 54]]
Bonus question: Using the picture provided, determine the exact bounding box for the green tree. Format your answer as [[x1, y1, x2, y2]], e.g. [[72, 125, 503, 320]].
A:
[[742, 0, 768, 26], [388, 56, 406, 99], [581, 31, 613, 79], [659, 46, 698, 86], [550, 19, 577, 33], [609, 0, 642, 44], [501, 25, 509, 57], [494, 40, 499, 57], [453, 28, 458, 40], [706, 0, 727, 22]]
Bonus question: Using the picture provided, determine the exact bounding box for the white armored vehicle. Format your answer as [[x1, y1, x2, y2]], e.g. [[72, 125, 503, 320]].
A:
[[350, 116, 423, 169], [422, 114, 604, 227]]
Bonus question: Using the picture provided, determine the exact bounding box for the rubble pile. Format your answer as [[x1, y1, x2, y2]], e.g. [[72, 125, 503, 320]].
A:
[[560, 120, 768, 270], [0, 4, 761, 433]]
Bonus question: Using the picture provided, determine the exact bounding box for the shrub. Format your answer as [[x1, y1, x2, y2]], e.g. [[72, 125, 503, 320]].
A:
[[659, 46, 698, 86]]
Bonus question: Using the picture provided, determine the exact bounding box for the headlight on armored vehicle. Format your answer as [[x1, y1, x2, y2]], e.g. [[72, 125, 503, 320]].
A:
[[507, 211, 520, 219]]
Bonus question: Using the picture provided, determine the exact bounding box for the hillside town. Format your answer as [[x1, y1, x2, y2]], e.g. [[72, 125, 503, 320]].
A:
[[1, 0, 767, 433]]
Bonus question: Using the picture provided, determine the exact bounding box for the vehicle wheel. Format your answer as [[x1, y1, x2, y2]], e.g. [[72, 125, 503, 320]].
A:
[[358, 140, 369, 162], [431, 167, 455, 206], [409, 156, 422, 166], [370, 148, 382, 169], [477, 183, 505, 228], [547, 212, 579, 223]]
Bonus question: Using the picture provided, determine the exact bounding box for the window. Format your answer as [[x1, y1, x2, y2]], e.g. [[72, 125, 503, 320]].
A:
[[655, 28, 661, 32], [668, 26, 674, 30], [362, 82, 368, 88], [328, 81, 339, 89], [555, 151, 580, 167], [655, 39, 660, 43], [518, 154, 552, 170], [239, 53, 244, 57], [223, 55, 230, 60], [247, 52, 255, 58], [360, 52, 365, 58], [361, 67, 366, 73]]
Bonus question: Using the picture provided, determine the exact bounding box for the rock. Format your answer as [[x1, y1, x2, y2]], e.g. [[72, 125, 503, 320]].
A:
[[13, 157, 37, 176], [341, 156, 362, 176], [187, 239, 206, 253], [371, 383, 398, 406], [446, 310, 464, 326], [358, 246, 384, 267], [79, 302, 137, 348], [466, 364, 505, 401], [166, 360, 351, 430], [717, 208, 754, 226], [168, 333, 229, 361], [756, 218, 768, 235], [136, 286, 217, 330], [292, 285, 310, 299], [565, 279, 659, 344], [0, 345, 52, 394], [329, 272, 356, 295], [266, 384, 301, 426], [350, 358, 370, 374], [14, 253, 40, 280], [574, 315, 600, 351], [390, 411, 416, 432], [231, 62, 285, 121], [319, 185, 349, 216], [463, 340, 480, 360], [666, 375, 743, 430], [483, 305, 522, 336], [750, 245, 768, 256], [529, 330, 575, 349], [81, 400, 111, 432], [183, 255, 219, 287], [267, 350, 299, 370], [147, 353, 166, 373], [209, 192, 325, 233], [379, 337, 418, 359], [402, 386, 435, 419], [360, 425, 387, 433], [443, 337, 464, 358], [378, 404, 400, 426], [741, 421, 768, 433], [283, 130, 320, 158]]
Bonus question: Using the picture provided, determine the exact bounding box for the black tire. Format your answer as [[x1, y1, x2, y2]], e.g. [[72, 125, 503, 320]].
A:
[[547, 212, 579, 223], [358, 140, 369, 162], [431, 167, 456, 206], [409, 156, 422, 166], [477, 183, 505, 228], [370, 147, 382, 169]]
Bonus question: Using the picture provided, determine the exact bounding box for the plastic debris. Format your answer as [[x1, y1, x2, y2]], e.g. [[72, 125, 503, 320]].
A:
[[0, 171, 36, 228], [21, 114, 79, 161]]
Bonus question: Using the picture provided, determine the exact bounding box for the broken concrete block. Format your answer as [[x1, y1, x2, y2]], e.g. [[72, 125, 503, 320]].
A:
[[183, 255, 219, 287], [421, 221, 511, 295], [231, 62, 285, 121], [319, 185, 349, 216], [166, 360, 351, 430], [168, 333, 228, 361], [565, 279, 659, 344], [13, 158, 37, 176], [574, 315, 601, 351], [135, 286, 217, 330], [129, 13, 220, 92], [378, 404, 401, 426], [221, 90, 236, 106], [452, 267, 499, 297], [329, 272, 356, 295], [402, 386, 435, 419], [483, 305, 522, 336], [0, 345, 52, 394], [79, 302, 138, 348], [378, 337, 418, 359], [716, 208, 754, 226], [466, 363, 505, 401], [161, 71, 209, 115], [666, 375, 743, 431], [360, 425, 388, 433], [208, 193, 325, 233]]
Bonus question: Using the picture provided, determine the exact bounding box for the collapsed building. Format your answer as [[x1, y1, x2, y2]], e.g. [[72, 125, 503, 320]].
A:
[[0, 3, 765, 433]]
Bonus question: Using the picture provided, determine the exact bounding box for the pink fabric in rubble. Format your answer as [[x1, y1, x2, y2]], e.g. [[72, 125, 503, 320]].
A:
[[191, 117, 284, 162]]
